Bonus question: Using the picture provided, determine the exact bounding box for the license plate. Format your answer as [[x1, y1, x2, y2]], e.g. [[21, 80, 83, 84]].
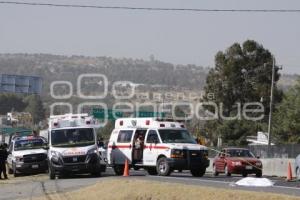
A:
[[73, 157, 78, 162], [245, 165, 252, 170], [32, 165, 39, 169]]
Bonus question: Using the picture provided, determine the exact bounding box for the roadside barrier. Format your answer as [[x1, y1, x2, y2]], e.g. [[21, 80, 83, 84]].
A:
[[286, 162, 293, 181], [123, 159, 129, 177]]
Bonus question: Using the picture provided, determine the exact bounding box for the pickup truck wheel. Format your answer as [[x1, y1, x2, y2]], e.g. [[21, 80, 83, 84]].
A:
[[146, 167, 158, 175], [13, 162, 19, 177], [91, 171, 101, 177], [156, 157, 171, 176], [191, 168, 206, 177], [49, 164, 55, 180], [113, 165, 124, 176], [8, 165, 13, 174], [100, 165, 107, 172]]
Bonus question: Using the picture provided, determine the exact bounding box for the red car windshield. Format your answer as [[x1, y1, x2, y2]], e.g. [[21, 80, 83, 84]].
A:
[[226, 149, 255, 158]]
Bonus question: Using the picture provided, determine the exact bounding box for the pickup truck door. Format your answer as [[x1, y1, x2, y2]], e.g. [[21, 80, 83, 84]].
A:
[[6, 143, 13, 168]]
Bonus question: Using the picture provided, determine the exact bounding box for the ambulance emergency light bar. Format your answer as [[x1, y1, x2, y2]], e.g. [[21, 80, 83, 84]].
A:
[[115, 118, 185, 129], [49, 113, 100, 129]]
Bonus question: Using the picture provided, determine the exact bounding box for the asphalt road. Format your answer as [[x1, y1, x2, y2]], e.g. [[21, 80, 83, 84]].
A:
[[0, 168, 300, 200]]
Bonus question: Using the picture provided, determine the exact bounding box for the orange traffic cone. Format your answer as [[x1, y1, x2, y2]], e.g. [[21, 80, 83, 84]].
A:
[[123, 159, 129, 177], [286, 161, 293, 181]]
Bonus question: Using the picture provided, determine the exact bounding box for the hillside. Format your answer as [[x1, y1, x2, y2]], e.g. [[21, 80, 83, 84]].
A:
[[0, 53, 297, 101]]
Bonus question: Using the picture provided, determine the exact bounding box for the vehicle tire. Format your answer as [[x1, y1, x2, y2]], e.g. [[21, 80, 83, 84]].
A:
[[13, 162, 19, 177], [242, 172, 248, 177], [91, 171, 101, 177], [100, 165, 107, 172], [224, 165, 231, 177], [156, 157, 172, 176], [49, 164, 55, 180], [146, 167, 158, 175], [133, 166, 140, 171], [213, 165, 219, 176], [191, 168, 206, 177], [255, 171, 262, 178], [113, 165, 124, 176], [296, 168, 300, 180], [8, 166, 13, 175]]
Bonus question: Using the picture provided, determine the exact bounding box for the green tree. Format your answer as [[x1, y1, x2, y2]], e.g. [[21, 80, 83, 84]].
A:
[[0, 93, 26, 114], [203, 40, 282, 145], [24, 95, 45, 124], [98, 120, 114, 140], [273, 78, 300, 143]]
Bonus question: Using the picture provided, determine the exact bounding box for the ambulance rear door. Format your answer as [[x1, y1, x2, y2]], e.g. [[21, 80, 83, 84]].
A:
[[113, 128, 135, 165]]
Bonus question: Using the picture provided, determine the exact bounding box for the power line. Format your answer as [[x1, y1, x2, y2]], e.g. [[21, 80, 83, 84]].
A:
[[0, 1, 300, 13]]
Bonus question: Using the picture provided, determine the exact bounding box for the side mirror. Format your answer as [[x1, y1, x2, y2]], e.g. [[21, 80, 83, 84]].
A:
[[102, 144, 108, 149], [43, 145, 49, 150], [98, 142, 105, 148], [256, 155, 260, 159]]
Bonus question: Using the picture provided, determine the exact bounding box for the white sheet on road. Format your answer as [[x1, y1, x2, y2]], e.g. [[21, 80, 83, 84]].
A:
[[234, 177, 274, 187]]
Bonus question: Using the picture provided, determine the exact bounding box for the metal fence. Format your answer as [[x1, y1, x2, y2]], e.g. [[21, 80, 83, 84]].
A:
[[208, 144, 300, 159], [248, 144, 300, 158]]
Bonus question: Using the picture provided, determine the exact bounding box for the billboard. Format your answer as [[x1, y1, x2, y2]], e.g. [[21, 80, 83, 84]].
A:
[[0, 74, 42, 94]]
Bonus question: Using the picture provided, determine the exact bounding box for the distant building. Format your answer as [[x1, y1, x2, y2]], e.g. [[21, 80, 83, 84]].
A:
[[246, 132, 275, 145], [0, 74, 42, 94], [0, 113, 33, 144], [7, 112, 33, 128]]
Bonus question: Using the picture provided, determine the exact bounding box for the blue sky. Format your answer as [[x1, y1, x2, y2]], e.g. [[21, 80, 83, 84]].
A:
[[0, 0, 299, 74]]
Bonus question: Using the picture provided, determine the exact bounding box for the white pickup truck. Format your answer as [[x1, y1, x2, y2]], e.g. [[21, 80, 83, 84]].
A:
[[7, 136, 48, 177]]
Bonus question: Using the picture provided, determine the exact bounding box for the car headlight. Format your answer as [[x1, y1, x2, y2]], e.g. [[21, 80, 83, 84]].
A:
[[232, 161, 242, 166], [255, 162, 262, 166], [50, 151, 61, 157], [15, 156, 23, 162], [171, 149, 184, 158], [87, 148, 98, 155]]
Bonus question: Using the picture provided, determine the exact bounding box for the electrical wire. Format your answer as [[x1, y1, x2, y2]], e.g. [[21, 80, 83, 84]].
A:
[[0, 1, 300, 13]]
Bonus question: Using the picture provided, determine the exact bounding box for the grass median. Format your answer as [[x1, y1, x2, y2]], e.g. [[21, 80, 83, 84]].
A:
[[35, 178, 300, 200]]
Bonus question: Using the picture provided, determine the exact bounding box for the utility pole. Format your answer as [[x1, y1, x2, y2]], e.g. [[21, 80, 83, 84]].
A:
[[267, 56, 275, 156]]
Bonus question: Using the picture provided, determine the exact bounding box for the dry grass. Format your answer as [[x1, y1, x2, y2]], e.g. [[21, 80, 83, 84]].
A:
[[35, 178, 300, 200], [0, 173, 47, 185]]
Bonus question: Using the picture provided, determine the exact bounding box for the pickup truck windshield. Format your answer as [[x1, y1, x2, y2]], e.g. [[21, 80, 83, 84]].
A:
[[158, 129, 197, 144], [51, 128, 95, 147], [14, 139, 45, 151]]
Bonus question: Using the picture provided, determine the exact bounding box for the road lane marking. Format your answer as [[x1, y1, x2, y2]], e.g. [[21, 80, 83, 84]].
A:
[[149, 175, 234, 184], [148, 175, 300, 190]]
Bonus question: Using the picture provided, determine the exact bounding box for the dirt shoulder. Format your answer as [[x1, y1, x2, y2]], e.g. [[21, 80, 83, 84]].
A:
[[33, 178, 300, 200]]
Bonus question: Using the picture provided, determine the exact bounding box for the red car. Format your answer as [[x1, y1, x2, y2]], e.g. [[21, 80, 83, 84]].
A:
[[213, 148, 262, 177]]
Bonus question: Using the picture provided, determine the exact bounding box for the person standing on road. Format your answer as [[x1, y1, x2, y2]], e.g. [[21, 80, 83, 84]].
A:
[[0, 143, 8, 179], [133, 135, 144, 161]]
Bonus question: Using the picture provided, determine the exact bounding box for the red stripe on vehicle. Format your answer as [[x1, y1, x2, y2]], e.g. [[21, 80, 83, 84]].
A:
[[108, 145, 131, 149], [144, 145, 169, 149]]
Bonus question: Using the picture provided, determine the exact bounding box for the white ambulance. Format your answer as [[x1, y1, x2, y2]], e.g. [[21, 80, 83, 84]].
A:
[[107, 118, 209, 176], [47, 113, 104, 179]]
